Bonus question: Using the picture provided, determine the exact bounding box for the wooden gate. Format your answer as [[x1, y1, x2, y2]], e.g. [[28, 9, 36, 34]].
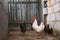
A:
[[8, 0, 41, 30]]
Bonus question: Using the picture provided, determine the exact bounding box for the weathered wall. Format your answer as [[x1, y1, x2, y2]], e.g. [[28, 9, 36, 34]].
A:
[[42, 0, 60, 31], [47, 0, 60, 31], [0, 0, 8, 40], [43, 0, 60, 31]]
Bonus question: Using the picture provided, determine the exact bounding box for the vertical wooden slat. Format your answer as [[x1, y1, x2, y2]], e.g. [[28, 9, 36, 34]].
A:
[[16, 3, 17, 21], [21, 4, 22, 22], [26, 0, 28, 21], [10, 0, 12, 21], [13, 0, 14, 21], [8, 2, 9, 21]]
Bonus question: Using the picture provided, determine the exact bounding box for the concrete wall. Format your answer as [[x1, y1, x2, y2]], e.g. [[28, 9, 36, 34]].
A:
[[0, 0, 8, 40], [45, 0, 60, 31]]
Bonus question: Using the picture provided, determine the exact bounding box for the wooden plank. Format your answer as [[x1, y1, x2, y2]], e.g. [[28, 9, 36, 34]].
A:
[[8, 1, 39, 4], [9, 21, 32, 24]]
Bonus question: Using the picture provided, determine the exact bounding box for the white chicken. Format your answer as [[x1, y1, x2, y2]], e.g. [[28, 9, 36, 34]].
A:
[[32, 16, 44, 32]]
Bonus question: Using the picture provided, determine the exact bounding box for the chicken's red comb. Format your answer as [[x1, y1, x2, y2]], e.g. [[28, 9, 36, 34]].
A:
[[32, 16, 37, 22]]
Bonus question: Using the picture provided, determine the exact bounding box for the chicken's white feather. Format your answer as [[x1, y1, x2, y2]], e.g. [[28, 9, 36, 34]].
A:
[[32, 19, 44, 32]]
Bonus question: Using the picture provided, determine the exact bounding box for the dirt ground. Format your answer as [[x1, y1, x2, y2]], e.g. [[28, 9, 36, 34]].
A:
[[8, 30, 60, 40]]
